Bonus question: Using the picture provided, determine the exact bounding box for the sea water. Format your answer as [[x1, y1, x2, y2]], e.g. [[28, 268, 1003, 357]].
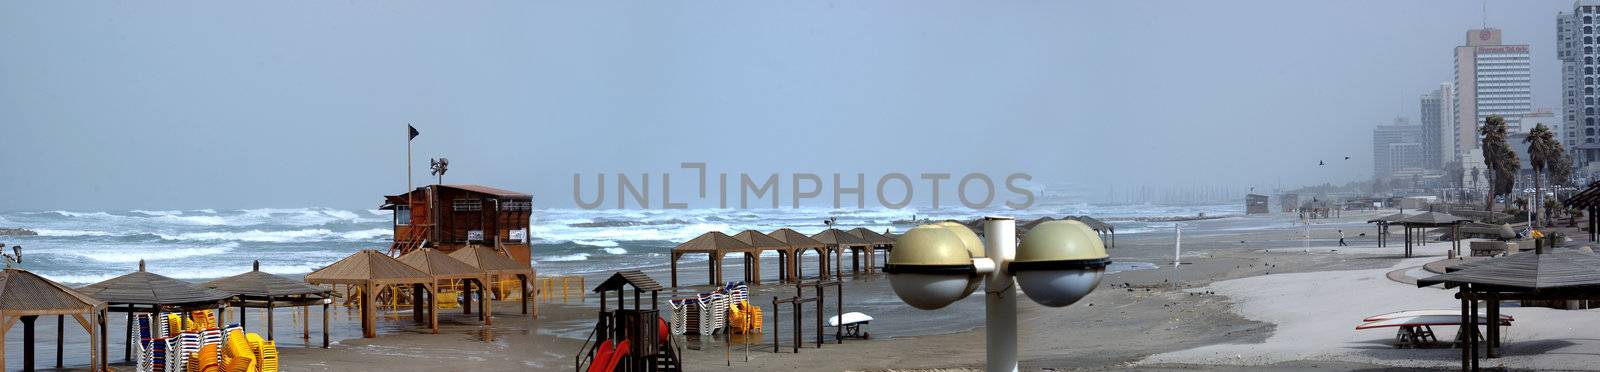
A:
[[0, 204, 1243, 285]]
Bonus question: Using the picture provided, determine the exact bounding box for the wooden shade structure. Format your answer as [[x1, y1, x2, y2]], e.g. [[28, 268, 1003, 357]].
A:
[[810, 229, 871, 279], [0, 268, 105, 371], [845, 227, 894, 273], [447, 246, 537, 318], [1394, 211, 1472, 257], [669, 232, 755, 288], [200, 261, 334, 347], [304, 250, 437, 337], [1563, 180, 1600, 242], [1417, 251, 1600, 369], [76, 260, 233, 364], [397, 248, 493, 325], [1063, 216, 1117, 248], [767, 229, 828, 283], [729, 230, 787, 285], [1365, 212, 1410, 247]]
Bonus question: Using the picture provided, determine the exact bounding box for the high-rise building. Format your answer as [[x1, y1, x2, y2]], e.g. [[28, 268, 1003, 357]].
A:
[[1374, 118, 1426, 179], [1560, 2, 1600, 167], [1421, 83, 1453, 169], [1453, 28, 1533, 159]]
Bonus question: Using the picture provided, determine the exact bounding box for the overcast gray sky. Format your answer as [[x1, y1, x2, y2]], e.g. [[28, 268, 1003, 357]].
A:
[[0, 1, 1573, 211]]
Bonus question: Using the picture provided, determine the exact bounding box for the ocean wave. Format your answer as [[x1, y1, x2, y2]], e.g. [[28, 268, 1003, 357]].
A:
[[573, 240, 618, 247], [132, 210, 182, 216], [32, 229, 116, 237], [54, 242, 239, 263], [540, 253, 590, 262], [159, 228, 388, 243], [602, 247, 628, 255], [37, 262, 326, 284]]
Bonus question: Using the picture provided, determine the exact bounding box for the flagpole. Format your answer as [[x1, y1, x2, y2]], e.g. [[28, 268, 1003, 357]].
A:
[[407, 124, 414, 232]]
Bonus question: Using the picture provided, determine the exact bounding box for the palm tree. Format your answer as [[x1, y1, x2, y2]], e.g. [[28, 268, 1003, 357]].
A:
[[1525, 123, 1558, 225], [1445, 161, 1465, 202], [1471, 166, 1481, 204], [1481, 115, 1520, 211]]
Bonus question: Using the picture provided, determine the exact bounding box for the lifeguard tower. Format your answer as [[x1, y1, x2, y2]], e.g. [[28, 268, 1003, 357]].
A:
[[379, 184, 534, 264]]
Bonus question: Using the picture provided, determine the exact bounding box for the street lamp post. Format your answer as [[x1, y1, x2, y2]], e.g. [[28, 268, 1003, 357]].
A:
[[885, 217, 1110, 372]]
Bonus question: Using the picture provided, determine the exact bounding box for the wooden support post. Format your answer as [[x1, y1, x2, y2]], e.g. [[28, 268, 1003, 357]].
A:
[[303, 305, 310, 340], [1487, 292, 1499, 358], [123, 311, 133, 362], [670, 254, 679, 288], [464, 280, 473, 315], [429, 284, 439, 334], [267, 296, 276, 341], [55, 314, 63, 369], [1460, 286, 1469, 371], [851, 248, 859, 273], [413, 285, 424, 323], [322, 302, 331, 348], [99, 310, 107, 372], [362, 283, 376, 338], [23, 315, 36, 372], [482, 278, 493, 325]]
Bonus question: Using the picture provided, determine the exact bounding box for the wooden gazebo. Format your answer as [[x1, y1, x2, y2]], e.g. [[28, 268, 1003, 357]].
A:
[[730, 230, 787, 284], [0, 268, 106, 371], [200, 261, 334, 346], [668, 232, 755, 288], [398, 248, 492, 325], [810, 229, 871, 278], [1417, 250, 1600, 370], [304, 250, 438, 337], [767, 229, 827, 283], [448, 246, 537, 318], [1395, 211, 1472, 257], [76, 260, 233, 364], [1065, 216, 1116, 248], [845, 227, 894, 273], [1563, 180, 1600, 241], [1366, 212, 1410, 247]]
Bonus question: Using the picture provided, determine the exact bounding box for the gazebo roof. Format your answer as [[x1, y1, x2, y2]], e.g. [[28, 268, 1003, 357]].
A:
[[811, 228, 871, 246], [845, 227, 896, 245], [767, 229, 826, 250], [1367, 212, 1411, 223], [1064, 216, 1115, 232], [1397, 211, 1473, 226], [0, 269, 104, 316], [1020, 217, 1058, 230], [592, 270, 664, 293], [397, 248, 486, 279], [77, 261, 234, 306], [305, 250, 433, 285], [447, 246, 534, 276], [730, 230, 789, 250], [1418, 251, 1600, 290], [672, 232, 755, 253], [200, 261, 331, 299]]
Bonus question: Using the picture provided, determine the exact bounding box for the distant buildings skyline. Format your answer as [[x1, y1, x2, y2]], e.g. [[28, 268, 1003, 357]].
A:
[[1560, 1, 1600, 170], [1373, 118, 1426, 180]]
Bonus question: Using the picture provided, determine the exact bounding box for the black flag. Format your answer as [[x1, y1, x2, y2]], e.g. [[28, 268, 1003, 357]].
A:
[[409, 125, 420, 140]]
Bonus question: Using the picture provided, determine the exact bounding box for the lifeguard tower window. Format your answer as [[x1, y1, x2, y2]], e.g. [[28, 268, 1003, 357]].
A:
[[453, 199, 483, 212], [504, 201, 532, 211], [395, 206, 412, 225]]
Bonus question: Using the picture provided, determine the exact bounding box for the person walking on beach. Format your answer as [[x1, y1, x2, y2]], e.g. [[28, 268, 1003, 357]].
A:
[[1337, 229, 1347, 247]]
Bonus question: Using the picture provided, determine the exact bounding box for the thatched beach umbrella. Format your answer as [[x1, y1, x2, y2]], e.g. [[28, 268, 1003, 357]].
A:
[[1396, 212, 1473, 257], [1418, 250, 1600, 365], [766, 229, 827, 283], [669, 232, 755, 288], [201, 261, 334, 346], [846, 227, 895, 272], [448, 246, 537, 317], [77, 260, 233, 363], [811, 229, 872, 278], [398, 248, 492, 325], [1366, 212, 1411, 247], [731, 230, 787, 284], [304, 250, 437, 337], [0, 268, 105, 371]]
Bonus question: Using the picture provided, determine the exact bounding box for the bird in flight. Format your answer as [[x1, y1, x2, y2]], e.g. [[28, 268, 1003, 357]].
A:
[[1318, 160, 1325, 166]]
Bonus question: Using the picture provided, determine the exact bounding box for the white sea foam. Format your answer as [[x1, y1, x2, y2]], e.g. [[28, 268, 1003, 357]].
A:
[[161, 229, 336, 243], [56, 242, 238, 263], [602, 247, 628, 255], [338, 228, 393, 241], [132, 210, 183, 216], [32, 229, 116, 237], [573, 240, 619, 247], [540, 253, 590, 262]]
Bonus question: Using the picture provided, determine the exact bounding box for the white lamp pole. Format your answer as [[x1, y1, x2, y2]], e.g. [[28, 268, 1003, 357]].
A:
[[982, 218, 1019, 372]]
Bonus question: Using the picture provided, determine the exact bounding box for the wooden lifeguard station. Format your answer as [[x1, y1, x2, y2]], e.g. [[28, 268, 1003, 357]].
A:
[[380, 184, 534, 264]]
